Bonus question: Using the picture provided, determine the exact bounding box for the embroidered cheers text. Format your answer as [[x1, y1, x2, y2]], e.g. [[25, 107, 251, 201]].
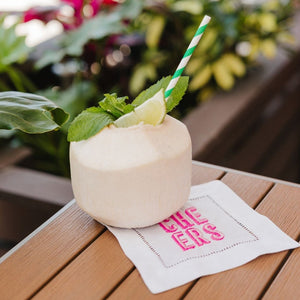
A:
[[159, 206, 225, 251]]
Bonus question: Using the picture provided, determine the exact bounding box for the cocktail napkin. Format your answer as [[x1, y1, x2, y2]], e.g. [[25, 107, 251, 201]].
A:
[[106, 180, 299, 294]]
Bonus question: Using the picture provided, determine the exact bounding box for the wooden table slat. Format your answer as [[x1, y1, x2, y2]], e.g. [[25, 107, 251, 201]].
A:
[[191, 163, 225, 185], [220, 172, 273, 208], [0, 203, 104, 300], [33, 231, 133, 300], [262, 237, 300, 300], [185, 183, 300, 300]]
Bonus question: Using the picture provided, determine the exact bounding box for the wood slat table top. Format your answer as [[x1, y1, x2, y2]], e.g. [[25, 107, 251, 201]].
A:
[[0, 161, 299, 300]]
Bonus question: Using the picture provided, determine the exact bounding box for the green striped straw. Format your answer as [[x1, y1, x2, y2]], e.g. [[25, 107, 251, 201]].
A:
[[165, 15, 211, 100]]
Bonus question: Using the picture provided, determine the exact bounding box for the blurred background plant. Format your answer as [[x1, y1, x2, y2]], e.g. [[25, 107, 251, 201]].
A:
[[0, 0, 297, 176], [0, 15, 34, 92]]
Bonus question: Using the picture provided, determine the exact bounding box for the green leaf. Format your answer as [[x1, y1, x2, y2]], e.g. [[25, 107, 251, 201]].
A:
[[129, 65, 149, 96], [6, 66, 26, 92], [172, 1, 203, 15], [65, 14, 124, 57], [67, 107, 115, 142], [123, 104, 134, 114], [0, 16, 30, 66], [129, 63, 157, 96], [0, 129, 15, 139], [189, 65, 212, 91], [38, 81, 97, 132], [132, 76, 189, 112], [35, 49, 65, 70], [35, 0, 145, 68], [212, 60, 234, 90], [99, 94, 129, 118], [0, 17, 32, 91], [146, 16, 165, 48], [132, 76, 171, 107], [0, 92, 69, 134], [166, 76, 189, 112]]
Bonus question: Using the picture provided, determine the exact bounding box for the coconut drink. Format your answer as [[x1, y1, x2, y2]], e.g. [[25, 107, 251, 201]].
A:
[[68, 16, 210, 228], [69, 87, 191, 228]]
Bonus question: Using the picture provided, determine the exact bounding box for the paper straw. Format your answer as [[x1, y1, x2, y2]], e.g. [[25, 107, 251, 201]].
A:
[[165, 15, 211, 100]]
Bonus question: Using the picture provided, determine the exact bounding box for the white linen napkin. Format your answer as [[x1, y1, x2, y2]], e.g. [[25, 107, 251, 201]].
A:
[[106, 180, 299, 294]]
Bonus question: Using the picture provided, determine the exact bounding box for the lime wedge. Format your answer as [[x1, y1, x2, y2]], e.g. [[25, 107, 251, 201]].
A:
[[114, 89, 166, 128], [113, 110, 140, 128]]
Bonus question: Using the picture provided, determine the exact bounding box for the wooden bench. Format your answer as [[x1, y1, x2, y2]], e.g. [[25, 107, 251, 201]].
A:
[[0, 148, 73, 254]]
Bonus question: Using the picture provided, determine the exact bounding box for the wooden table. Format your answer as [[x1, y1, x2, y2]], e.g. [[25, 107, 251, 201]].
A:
[[0, 161, 299, 299]]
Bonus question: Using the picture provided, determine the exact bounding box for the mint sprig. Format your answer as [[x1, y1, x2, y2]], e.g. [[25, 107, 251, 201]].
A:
[[166, 76, 189, 112], [67, 94, 133, 142], [68, 75, 189, 142], [67, 107, 115, 142], [99, 94, 134, 118], [132, 75, 189, 112]]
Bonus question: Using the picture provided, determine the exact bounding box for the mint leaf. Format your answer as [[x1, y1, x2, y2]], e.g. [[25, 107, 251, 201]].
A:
[[67, 107, 115, 142], [99, 94, 129, 118], [86, 107, 105, 113], [132, 76, 189, 112], [166, 76, 189, 112], [123, 104, 134, 114], [132, 76, 171, 107]]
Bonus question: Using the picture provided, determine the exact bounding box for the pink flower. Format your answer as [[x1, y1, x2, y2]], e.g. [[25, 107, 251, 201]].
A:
[[23, 0, 120, 30], [60, 0, 102, 29], [102, 0, 119, 5], [24, 6, 58, 23], [90, 0, 102, 16]]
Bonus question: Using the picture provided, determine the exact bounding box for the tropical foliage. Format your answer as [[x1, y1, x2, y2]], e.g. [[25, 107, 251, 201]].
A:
[[0, 16, 34, 91], [0, 0, 295, 176]]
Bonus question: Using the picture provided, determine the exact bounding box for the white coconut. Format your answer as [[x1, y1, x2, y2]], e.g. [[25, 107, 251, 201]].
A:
[[70, 115, 192, 228]]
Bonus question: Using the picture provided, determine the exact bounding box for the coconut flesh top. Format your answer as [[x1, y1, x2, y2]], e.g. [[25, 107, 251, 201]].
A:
[[70, 115, 191, 171]]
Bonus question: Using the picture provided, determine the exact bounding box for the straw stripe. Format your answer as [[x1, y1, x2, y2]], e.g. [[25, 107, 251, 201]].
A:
[[173, 68, 184, 78], [164, 89, 173, 98], [177, 56, 190, 70], [165, 77, 178, 98], [189, 35, 201, 48], [183, 46, 197, 58], [196, 24, 207, 35], [165, 15, 211, 100]]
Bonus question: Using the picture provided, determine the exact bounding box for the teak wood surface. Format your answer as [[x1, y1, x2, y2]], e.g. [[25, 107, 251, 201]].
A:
[[0, 161, 299, 300]]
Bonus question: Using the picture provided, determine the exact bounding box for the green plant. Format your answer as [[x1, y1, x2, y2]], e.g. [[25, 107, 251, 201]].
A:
[[0, 91, 69, 132], [0, 91, 69, 175], [0, 16, 34, 92], [129, 0, 294, 106], [33, 0, 294, 109], [36, 0, 145, 69], [1, 0, 295, 177], [14, 81, 98, 176]]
